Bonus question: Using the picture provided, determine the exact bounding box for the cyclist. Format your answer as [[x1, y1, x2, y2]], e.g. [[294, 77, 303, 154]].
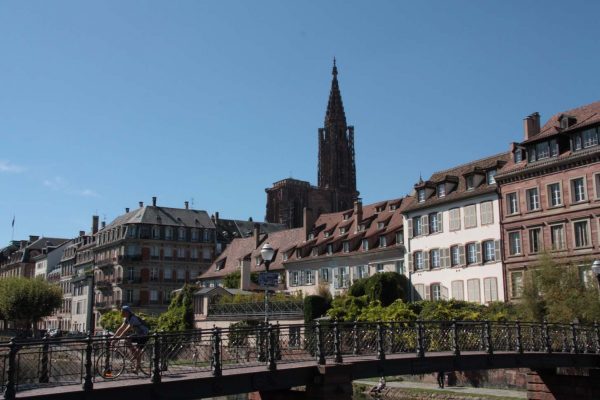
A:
[[113, 305, 150, 371]]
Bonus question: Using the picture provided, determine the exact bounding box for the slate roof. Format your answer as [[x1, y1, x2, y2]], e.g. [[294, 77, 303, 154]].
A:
[[103, 206, 215, 229], [214, 218, 286, 244], [403, 152, 511, 213]]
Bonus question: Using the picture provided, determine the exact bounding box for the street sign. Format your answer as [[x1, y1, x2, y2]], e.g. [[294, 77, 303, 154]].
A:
[[259, 272, 279, 287]]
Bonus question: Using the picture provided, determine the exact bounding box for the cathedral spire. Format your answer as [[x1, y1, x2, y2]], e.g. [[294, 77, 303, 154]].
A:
[[324, 58, 347, 129]]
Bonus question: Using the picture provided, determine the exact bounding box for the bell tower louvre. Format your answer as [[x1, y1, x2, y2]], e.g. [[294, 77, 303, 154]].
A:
[[265, 60, 359, 228]]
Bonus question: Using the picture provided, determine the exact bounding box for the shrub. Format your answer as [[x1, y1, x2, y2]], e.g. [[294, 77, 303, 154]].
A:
[[364, 272, 407, 306], [304, 295, 330, 322]]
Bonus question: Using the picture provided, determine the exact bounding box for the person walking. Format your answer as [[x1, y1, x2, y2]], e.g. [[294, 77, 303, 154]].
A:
[[437, 370, 445, 388]]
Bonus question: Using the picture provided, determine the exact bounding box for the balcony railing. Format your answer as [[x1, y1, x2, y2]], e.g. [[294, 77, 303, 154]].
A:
[[95, 259, 115, 269], [119, 255, 142, 262], [95, 280, 113, 291], [207, 301, 304, 320]]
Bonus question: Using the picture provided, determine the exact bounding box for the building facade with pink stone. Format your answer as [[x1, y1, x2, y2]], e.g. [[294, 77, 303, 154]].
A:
[[496, 102, 600, 301]]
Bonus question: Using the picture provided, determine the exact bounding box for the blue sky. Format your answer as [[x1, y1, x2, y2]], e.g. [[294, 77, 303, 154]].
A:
[[1, 1, 600, 245]]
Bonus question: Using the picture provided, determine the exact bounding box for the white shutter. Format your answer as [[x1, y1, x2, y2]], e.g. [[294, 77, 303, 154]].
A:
[[459, 245, 466, 265], [423, 250, 430, 270], [437, 212, 443, 233], [494, 240, 501, 262], [407, 219, 413, 239], [422, 215, 429, 235], [452, 281, 464, 300], [476, 242, 482, 264], [407, 253, 413, 272], [425, 285, 431, 300], [467, 279, 481, 303], [441, 285, 449, 300]]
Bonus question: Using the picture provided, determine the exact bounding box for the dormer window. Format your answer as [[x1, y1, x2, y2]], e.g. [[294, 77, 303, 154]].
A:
[[376, 206, 385, 212], [343, 213, 351, 221], [560, 115, 577, 130], [339, 227, 347, 235], [342, 241, 350, 253], [283, 251, 288, 261], [487, 169, 497, 185], [417, 189, 426, 203], [358, 224, 366, 232], [377, 222, 385, 229], [390, 204, 398, 211], [437, 184, 445, 198], [379, 236, 387, 248], [311, 247, 318, 257], [308, 233, 314, 240], [324, 231, 330, 238], [396, 231, 403, 245], [255, 256, 261, 266], [296, 249, 302, 258], [362, 239, 369, 251], [466, 176, 474, 191], [326, 244, 333, 255]]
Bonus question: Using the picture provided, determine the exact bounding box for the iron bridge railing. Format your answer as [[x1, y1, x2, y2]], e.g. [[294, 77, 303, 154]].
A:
[[207, 301, 304, 319], [1, 320, 600, 399]]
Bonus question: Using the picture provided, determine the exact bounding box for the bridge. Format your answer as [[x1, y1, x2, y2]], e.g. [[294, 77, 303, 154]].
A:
[[1, 320, 600, 400]]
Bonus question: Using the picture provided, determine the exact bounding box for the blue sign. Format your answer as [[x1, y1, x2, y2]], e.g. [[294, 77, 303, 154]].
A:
[[258, 272, 279, 287]]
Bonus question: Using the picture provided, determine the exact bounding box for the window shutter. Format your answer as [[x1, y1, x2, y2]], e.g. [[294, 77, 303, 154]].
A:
[[437, 212, 443, 232], [441, 285, 449, 300], [459, 245, 466, 265], [440, 248, 447, 268], [422, 215, 429, 235], [425, 285, 431, 300], [476, 242, 482, 264], [407, 219, 413, 239], [407, 253, 414, 272], [494, 240, 501, 262], [423, 250, 430, 270]]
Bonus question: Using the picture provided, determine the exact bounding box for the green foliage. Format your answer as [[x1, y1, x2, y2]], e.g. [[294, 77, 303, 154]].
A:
[[250, 272, 259, 284], [417, 300, 483, 321], [326, 295, 369, 321], [156, 284, 195, 331], [303, 295, 330, 322], [223, 271, 241, 289], [99, 310, 122, 332], [217, 292, 302, 304], [348, 278, 367, 297], [0, 277, 62, 330], [518, 254, 600, 323], [364, 272, 407, 306]]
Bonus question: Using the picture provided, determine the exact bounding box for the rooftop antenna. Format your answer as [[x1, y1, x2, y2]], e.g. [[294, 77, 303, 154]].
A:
[[191, 198, 195, 209]]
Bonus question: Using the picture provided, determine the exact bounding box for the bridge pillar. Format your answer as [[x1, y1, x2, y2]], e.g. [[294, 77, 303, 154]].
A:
[[527, 368, 600, 400], [304, 364, 353, 400]]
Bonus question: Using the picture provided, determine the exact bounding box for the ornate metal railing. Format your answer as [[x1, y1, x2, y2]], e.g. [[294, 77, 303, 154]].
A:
[[207, 301, 304, 319], [1, 320, 599, 399]]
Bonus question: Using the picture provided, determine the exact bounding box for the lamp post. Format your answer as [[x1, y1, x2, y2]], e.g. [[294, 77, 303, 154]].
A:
[[260, 243, 275, 324], [591, 259, 600, 291]]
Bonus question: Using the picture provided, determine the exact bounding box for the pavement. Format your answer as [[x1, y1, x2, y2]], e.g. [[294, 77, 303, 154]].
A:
[[354, 379, 527, 399]]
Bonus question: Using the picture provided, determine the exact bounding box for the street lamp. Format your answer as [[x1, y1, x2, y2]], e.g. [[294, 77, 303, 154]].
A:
[[591, 259, 600, 290], [260, 243, 275, 323]]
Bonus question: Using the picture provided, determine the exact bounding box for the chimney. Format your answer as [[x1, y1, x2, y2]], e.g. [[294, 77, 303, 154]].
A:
[[92, 215, 99, 234], [523, 112, 540, 140], [20, 240, 28, 249], [125, 208, 130, 213], [354, 199, 363, 229], [214, 212, 220, 224], [101, 221, 106, 229], [152, 196, 157, 207], [184, 201, 189, 210], [139, 201, 144, 208], [29, 235, 40, 243], [253, 223, 260, 249], [79, 230, 85, 237], [302, 207, 314, 240]]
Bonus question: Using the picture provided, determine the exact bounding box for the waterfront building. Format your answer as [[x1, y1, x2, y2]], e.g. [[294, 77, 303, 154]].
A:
[[495, 102, 600, 301], [403, 153, 511, 304], [265, 60, 359, 228], [0, 236, 69, 279]]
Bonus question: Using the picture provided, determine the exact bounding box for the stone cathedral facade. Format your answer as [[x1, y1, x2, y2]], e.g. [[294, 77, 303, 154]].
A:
[[265, 61, 359, 228]]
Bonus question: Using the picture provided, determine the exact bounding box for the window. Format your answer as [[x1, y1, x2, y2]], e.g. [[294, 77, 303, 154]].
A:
[[152, 226, 160, 239], [163, 268, 172, 281], [311, 247, 318, 256], [336, 267, 350, 289], [437, 183, 446, 197], [282, 251, 288, 261], [176, 269, 185, 281], [464, 205, 477, 228], [255, 256, 261, 266], [413, 216, 422, 236], [451, 245, 460, 266], [342, 241, 349, 253], [467, 279, 481, 303], [466, 243, 477, 265], [395, 260, 404, 275], [571, 178, 587, 203], [165, 227, 173, 240], [377, 221, 385, 229], [551, 225, 566, 250], [418, 189, 426, 203], [126, 290, 134, 303], [150, 290, 158, 302], [429, 213, 440, 233], [339, 227, 347, 235], [362, 239, 369, 251], [526, 188, 540, 211], [483, 240, 495, 262], [191, 229, 199, 241], [177, 248, 186, 259], [150, 268, 158, 281], [414, 284, 425, 301], [431, 284, 441, 301], [480, 201, 493, 225], [358, 224, 366, 232], [449, 208, 461, 231], [451, 281, 464, 300], [595, 174, 600, 199], [150, 246, 159, 259], [202, 248, 211, 261], [320, 268, 330, 283], [529, 228, 542, 253], [191, 248, 198, 259], [547, 183, 562, 207], [379, 236, 387, 248], [324, 231, 330, 238], [178, 228, 186, 241], [508, 231, 521, 255], [506, 193, 519, 215], [414, 252, 424, 270], [511, 272, 523, 298], [483, 278, 498, 302], [430, 249, 440, 268], [487, 169, 497, 184], [355, 265, 368, 279], [582, 128, 599, 148], [466, 175, 474, 190], [573, 220, 590, 248], [376, 264, 385, 273], [326, 244, 333, 255], [127, 267, 135, 281], [306, 270, 315, 285], [291, 271, 299, 286], [396, 231, 403, 245], [514, 149, 523, 163], [308, 233, 314, 240]]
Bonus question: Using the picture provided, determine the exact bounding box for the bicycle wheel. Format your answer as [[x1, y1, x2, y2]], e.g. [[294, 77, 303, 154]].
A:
[[96, 349, 126, 379], [137, 348, 152, 376]]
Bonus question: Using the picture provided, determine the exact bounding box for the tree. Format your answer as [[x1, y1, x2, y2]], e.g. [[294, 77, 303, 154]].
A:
[[364, 272, 408, 306], [99, 310, 122, 332], [223, 271, 241, 289], [156, 284, 196, 331], [303, 295, 330, 322], [0, 277, 62, 332], [518, 253, 600, 323]]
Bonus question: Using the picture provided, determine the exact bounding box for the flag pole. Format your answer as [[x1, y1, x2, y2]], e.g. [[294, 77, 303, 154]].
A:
[[11, 215, 15, 241]]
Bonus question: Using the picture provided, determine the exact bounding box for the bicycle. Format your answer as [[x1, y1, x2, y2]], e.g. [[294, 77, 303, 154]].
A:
[[95, 337, 152, 378]]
